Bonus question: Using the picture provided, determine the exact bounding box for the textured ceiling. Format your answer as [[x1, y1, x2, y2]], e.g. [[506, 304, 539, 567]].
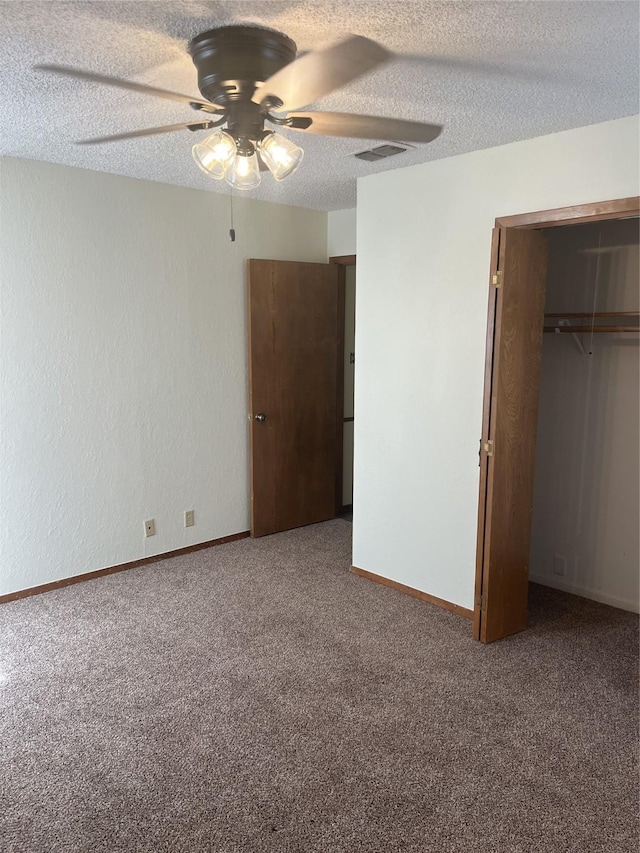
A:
[[1, 1, 638, 211]]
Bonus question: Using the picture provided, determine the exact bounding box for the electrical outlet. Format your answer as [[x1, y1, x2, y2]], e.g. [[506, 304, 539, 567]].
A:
[[553, 555, 566, 577], [144, 518, 155, 537], [184, 509, 195, 528]]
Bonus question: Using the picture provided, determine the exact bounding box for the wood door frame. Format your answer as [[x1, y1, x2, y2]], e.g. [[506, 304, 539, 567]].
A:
[[473, 196, 640, 641], [330, 254, 356, 515]]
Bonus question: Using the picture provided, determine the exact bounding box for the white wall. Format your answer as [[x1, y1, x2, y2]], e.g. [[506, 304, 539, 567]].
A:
[[0, 157, 326, 596], [328, 208, 356, 257], [530, 219, 639, 612], [354, 115, 639, 611]]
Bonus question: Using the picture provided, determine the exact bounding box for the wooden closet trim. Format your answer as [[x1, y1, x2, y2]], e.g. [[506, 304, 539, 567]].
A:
[[495, 197, 639, 230]]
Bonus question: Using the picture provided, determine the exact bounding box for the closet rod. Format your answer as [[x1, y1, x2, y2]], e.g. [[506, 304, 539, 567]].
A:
[[543, 326, 639, 334], [545, 311, 639, 319]]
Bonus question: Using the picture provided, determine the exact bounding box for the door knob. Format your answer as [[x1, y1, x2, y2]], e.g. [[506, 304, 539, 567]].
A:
[[254, 413, 267, 422]]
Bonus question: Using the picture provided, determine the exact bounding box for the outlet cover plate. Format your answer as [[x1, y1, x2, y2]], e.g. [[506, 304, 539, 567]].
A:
[[553, 555, 566, 576], [144, 518, 155, 537], [185, 510, 195, 528]]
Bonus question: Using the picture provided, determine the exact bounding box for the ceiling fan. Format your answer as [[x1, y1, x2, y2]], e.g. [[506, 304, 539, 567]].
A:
[[37, 25, 443, 189]]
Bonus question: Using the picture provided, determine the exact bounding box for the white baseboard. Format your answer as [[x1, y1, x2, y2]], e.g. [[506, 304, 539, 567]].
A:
[[529, 573, 640, 614]]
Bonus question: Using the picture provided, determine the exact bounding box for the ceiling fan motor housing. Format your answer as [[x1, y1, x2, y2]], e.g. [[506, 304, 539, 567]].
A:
[[189, 26, 297, 107]]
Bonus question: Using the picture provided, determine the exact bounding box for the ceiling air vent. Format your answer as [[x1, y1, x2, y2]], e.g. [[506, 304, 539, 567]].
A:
[[354, 144, 408, 162]]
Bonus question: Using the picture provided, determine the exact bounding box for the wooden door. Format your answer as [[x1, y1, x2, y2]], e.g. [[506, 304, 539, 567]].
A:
[[474, 227, 549, 643], [248, 259, 341, 537]]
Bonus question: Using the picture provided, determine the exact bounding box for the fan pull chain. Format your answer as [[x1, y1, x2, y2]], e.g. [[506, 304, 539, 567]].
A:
[[229, 190, 236, 242], [588, 230, 602, 355]]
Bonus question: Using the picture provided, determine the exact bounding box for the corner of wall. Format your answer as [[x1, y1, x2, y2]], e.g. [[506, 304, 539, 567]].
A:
[[328, 208, 357, 258]]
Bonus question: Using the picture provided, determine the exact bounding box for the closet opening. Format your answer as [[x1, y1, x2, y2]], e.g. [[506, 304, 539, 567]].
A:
[[341, 262, 356, 518], [474, 198, 639, 643], [530, 218, 638, 610], [330, 255, 356, 521]]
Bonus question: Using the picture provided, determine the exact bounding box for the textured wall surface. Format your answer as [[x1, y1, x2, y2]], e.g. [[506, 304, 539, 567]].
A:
[[328, 209, 356, 257], [530, 219, 639, 612], [353, 115, 639, 610], [0, 157, 326, 596]]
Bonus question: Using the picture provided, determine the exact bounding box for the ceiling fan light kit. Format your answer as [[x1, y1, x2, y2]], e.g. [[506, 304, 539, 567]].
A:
[[37, 25, 443, 190], [192, 127, 304, 187]]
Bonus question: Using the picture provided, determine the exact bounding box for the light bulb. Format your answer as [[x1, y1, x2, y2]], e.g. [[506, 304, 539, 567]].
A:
[[258, 132, 304, 181], [192, 131, 236, 180], [226, 151, 261, 190], [236, 156, 251, 178]]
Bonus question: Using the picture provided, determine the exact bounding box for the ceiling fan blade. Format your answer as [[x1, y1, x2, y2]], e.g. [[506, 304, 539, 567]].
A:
[[76, 122, 214, 145], [252, 35, 390, 112], [35, 65, 220, 112], [285, 112, 443, 144]]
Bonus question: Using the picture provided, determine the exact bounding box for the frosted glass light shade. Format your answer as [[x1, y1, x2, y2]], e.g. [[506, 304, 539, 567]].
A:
[[225, 151, 261, 190], [192, 131, 236, 180], [258, 132, 304, 180]]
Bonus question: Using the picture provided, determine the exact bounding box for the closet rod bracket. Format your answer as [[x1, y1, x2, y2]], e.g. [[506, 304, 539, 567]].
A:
[[555, 319, 587, 356]]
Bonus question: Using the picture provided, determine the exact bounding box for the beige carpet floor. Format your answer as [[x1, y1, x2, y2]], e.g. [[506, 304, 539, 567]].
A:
[[0, 519, 637, 852]]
